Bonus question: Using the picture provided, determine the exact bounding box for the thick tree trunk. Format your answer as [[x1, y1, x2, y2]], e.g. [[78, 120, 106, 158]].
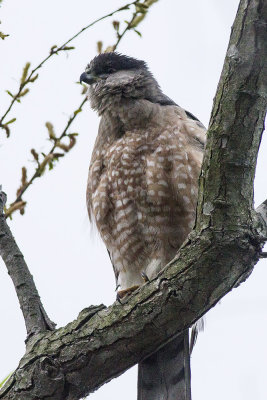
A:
[[0, 0, 266, 399]]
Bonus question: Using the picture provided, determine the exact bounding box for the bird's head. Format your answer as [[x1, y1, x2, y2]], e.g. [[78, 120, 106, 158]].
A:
[[80, 52, 164, 114]]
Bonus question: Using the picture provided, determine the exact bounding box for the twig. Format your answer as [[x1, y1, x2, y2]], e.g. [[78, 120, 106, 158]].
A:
[[4, 98, 87, 218], [112, 0, 158, 49], [4, 0, 156, 218], [0, 1, 139, 131], [113, 7, 139, 50], [0, 187, 56, 339]]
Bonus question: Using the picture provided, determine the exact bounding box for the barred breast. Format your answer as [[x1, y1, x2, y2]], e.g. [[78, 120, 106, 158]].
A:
[[87, 105, 205, 291]]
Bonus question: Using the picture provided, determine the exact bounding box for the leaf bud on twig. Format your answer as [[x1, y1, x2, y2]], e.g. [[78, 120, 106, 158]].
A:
[[20, 62, 31, 84], [45, 122, 56, 140]]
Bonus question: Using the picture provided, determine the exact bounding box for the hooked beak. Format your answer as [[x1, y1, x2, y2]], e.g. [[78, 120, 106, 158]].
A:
[[80, 72, 97, 85]]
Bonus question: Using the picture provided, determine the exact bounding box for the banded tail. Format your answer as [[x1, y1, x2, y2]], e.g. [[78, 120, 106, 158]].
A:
[[138, 330, 191, 400]]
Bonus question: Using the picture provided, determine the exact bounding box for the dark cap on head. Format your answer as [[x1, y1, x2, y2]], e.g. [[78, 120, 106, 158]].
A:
[[88, 52, 148, 75]]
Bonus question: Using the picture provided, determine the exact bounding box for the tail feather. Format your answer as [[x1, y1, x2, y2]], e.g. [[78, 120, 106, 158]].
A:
[[138, 330, 191, 400], [190, 318, 205, 355]]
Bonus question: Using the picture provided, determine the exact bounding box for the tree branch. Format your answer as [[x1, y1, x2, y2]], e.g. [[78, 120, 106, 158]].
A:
[[0, 0, 266, 399], [4, 98, 87, 218], [0, 188, 56, 339], [4, 1, 157, 219], [196, 0, 267, 235], [4, 0, 140, 218], [0, 0, 139, 134]]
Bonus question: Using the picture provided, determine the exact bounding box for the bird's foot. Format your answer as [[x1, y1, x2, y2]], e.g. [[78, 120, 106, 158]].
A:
[[117, 285, 140, 301], [141, 271, 150, 283]]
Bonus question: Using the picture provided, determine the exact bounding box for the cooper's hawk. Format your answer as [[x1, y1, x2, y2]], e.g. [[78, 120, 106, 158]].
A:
[[80, 52, 206, 400]]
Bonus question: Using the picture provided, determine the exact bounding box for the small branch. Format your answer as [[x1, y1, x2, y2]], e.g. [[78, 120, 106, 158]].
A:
[[0, 0, 138, 132], [4, 98, 87, 218], [108, 0, 157, 51], [112, 8, 139, 50], [4, 0, 158, 219], [0, 187, 56, 338]]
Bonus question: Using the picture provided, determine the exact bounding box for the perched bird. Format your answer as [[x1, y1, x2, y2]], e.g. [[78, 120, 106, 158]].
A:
[[80, 52, 206, 400]]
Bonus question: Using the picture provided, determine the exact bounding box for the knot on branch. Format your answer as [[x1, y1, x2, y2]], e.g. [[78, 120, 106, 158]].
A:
[[12, 356, 65, 400], [38, 356, 64, 381]]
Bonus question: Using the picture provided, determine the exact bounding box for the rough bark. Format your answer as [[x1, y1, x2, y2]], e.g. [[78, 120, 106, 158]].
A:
[[0, 189, 56, 339], [0, 0, 266, 399]]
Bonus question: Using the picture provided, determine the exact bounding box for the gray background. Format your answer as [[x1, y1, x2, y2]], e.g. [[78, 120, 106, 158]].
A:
[[0, 1, 266, 399]]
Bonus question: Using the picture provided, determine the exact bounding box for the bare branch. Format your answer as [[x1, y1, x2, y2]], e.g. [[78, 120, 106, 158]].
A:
[[0, 188, 56, 339], [0, 0, 139, 133], [5, 1, 159, 218], [0, 0, 266, 399], [111, 5, 140, 50], [4, 98, 87, 218]]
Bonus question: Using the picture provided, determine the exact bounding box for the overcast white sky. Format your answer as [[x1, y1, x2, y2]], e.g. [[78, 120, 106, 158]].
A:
[[0, 1, 266, 399]]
